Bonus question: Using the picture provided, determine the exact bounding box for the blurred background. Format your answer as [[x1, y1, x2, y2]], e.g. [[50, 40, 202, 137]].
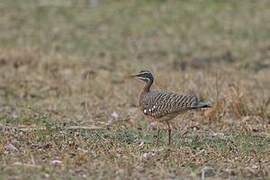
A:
[[0, 0, 269, 179], [0, 0, 269, 127]]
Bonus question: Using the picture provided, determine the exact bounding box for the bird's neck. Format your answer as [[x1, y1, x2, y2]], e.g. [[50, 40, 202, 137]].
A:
[[143, 80, 153, 93], [139, 80, 153, 106]]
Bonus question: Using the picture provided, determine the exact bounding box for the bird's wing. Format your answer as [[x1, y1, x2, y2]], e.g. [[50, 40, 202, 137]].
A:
[[142, 91, 199, 118]]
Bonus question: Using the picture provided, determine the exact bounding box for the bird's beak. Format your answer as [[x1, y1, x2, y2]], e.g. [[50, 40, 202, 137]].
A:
[[129, 74, 139, 78]]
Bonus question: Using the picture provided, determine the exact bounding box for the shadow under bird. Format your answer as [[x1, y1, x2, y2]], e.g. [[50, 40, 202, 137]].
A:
[[131, 70, 211, 145]]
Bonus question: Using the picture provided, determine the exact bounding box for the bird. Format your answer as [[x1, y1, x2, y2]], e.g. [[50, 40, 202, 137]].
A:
[[131, 70, 211, 145]]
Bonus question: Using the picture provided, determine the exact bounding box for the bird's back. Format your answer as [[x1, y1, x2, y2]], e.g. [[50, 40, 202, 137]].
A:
[[140, 90, 207, 120]]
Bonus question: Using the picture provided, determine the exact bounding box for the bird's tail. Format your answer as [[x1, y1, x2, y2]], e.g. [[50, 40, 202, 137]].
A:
[[193, 101, 212, 109]]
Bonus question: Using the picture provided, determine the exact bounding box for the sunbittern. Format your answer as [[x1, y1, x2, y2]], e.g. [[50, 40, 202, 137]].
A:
[[132, 70, 211, 145]]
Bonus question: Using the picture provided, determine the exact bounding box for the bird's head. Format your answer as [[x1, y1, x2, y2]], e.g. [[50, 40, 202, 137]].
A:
[[131, 70, 154, 83]]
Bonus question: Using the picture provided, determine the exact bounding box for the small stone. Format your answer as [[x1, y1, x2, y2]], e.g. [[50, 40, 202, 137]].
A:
[[201, 166, 215, 179], [5, 143, 19, 153], [142, 151, 155, 160], [138, 141, 144, 147], [111, 112, 119, 119], [51, 160, 62, 165]]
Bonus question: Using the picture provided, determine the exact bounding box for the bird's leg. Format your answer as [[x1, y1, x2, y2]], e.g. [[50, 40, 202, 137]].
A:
[[149, 118, 160, 145], [166, 121, 171, 145], [156, 127, 160, 146]]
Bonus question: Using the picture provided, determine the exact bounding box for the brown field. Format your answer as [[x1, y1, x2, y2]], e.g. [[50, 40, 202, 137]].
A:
[[0, 0, 269, 179]]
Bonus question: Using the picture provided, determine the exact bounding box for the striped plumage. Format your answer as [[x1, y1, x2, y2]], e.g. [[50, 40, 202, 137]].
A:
[[132, 70, 211, 145], [140, 91, 203, 119]]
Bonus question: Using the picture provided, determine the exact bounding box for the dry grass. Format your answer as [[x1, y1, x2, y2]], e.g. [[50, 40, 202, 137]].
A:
[[0, 0, 270, 179]]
